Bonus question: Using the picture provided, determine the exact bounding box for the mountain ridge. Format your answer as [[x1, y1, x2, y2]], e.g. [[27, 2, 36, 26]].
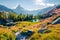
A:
[[0, 4, 57, 15], [13, 5, 55, 15], [0, 5, 13, 12]]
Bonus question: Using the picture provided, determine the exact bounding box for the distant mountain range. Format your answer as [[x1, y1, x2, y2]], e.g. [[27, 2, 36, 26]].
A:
[[0, 4, 56, 15], [13, 5, 55, 15]]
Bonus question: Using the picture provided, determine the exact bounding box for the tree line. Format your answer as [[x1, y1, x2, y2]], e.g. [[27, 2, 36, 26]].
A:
[[0, 11, 42, 22]]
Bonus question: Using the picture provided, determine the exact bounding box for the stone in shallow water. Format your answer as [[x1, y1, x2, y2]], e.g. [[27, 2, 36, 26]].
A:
[[38, 29, 51, 34], [16, 30, 34, 40]]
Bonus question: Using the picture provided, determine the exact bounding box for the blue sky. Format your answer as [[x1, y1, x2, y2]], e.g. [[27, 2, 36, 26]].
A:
[[0, 0, 60, 10]]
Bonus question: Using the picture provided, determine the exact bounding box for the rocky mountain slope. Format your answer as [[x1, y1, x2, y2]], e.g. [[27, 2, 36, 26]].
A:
[[28, 5, 60, 30]]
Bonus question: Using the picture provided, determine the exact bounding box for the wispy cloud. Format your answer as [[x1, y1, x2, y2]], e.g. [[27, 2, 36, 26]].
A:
[[34, 0, 55, 7]]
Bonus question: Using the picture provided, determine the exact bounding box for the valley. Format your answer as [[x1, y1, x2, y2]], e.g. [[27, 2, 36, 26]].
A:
[[0, 4, 60, 40]]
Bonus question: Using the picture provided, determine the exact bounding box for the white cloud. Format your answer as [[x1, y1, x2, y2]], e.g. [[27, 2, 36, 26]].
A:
[[34, 0, 55, 7], [46, 3, 55, 6]]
